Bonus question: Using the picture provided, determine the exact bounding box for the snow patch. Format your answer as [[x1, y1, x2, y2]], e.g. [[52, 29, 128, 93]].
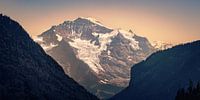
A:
[[69, 30, 119, 74], [99, 79, 109, 84], [69, 38, 105, 74], [92, 30, 118, 52], [41, 43, 58, 51], [119, 29, 140, 50], [34, 36, 44, 42], [107, 50, 111, 56], [34, 36, 58, 51], [56, 34, 63, 41]]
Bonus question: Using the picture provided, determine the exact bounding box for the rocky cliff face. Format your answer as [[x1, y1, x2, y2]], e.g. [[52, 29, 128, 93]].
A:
[[0, 14, 98, 100]]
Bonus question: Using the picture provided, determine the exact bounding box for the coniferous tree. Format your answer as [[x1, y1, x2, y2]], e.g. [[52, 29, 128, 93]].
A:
[[175, 81, 200, 100]]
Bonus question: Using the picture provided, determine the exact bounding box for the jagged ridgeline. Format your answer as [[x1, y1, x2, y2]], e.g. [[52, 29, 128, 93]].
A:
[[0, 14, 98, 100]]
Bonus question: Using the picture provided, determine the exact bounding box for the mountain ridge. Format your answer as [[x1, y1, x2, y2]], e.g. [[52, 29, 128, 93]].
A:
[[112, 40, 200, 100], [0, 14, 98, 100]]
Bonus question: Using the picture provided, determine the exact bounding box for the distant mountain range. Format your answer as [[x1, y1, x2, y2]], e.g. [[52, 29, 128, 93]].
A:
[[35, 17, 160, 98], [0, 14, 97, 100], [112, 40, 200, 100], [151, 41, 173, 50]]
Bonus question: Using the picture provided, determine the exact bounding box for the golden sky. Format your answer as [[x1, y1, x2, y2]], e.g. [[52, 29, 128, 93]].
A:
[[1, 0, 200, 44]]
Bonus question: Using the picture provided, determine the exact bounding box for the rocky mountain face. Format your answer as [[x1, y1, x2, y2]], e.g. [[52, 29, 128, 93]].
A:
[[112, 40, 200, 100], [35, 17, 155, 99], [0, 14, 98, 100]]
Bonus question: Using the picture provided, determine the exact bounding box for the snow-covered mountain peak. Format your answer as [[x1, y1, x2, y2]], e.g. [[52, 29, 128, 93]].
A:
[[35, 17, 156, 99]]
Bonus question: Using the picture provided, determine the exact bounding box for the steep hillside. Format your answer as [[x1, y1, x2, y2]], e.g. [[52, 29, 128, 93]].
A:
[[0, 14, 98, 100]]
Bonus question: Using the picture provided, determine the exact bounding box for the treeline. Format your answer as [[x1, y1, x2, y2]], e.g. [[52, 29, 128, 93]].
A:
[[175, 81, 200, 100]]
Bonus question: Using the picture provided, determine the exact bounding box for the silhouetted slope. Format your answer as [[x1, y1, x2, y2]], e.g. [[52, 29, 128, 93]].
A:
[[0, 14, 98, 100], [112, 40, 200, 100]]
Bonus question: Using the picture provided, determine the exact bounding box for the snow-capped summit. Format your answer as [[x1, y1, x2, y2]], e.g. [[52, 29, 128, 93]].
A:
[[35, 17, 155, 99]]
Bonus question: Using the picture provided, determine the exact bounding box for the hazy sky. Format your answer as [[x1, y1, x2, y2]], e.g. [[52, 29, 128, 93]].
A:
[[1, 0, 200, 44]]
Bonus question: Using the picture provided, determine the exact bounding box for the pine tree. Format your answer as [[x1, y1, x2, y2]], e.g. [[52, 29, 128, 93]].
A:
[[175, 81, 200, 100]]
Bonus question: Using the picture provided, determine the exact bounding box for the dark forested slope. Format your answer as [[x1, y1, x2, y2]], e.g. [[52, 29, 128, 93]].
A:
[[112, 40, 200, 100], [0, 14, 98, 100]]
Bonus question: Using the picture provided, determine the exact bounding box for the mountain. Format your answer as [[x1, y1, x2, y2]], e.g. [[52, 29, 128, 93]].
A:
[[112, 40, 200, 100], [35, 17, 155, 99], [151, 41, 173, 50], [0, 14, 98, 100]]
